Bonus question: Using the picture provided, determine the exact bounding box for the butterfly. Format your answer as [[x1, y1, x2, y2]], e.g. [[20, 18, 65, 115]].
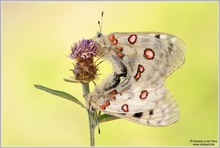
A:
[[87, 14, 186, 127]]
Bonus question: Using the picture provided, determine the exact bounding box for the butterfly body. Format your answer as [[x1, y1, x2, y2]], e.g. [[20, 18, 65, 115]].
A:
[[88, 32, 186, 126]]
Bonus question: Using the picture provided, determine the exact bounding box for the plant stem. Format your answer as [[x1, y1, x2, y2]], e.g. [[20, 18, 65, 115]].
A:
[[87, 110, 95, 146], [81, 83, 96, 146]]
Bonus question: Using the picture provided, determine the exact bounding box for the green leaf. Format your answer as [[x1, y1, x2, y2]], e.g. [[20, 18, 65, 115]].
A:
[[34, 84, 85, 108], [63, 78, 79, 83], [98, 114, 119, 124]]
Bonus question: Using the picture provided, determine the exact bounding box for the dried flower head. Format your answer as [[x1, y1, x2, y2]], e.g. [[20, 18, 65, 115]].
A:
[[73, 58, 98, 83], [69, 39, 99, 83], [70, 39, 98, 60]]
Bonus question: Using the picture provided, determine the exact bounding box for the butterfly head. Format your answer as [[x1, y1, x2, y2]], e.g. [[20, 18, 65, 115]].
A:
[[97, 32, 103, 38]]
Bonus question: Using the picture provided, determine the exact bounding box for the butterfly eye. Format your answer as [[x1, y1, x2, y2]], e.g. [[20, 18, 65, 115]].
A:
[[97, 32, 102, 38]]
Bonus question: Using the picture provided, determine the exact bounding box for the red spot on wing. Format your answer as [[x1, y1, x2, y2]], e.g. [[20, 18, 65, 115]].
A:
[[105, 100, 111, 107], [144, 48, 155, 60], [134, 71, 141, 81], [100, 104, 106, 110], [117, 47, 123, 51], [110, 96, 116, 101], [109, 90, 117, 101], [109, 35, 119, 45], [116, 52, 125, 59], [121, 104, 129, 112], [128, 34, 137, 44], [113, 39, 118, 45], [134, 65, 145, 81], [109, 34, 115, 42], [138, 65, 145, 73], [110, 89, 118, 95], [139, 90, 148, 100]]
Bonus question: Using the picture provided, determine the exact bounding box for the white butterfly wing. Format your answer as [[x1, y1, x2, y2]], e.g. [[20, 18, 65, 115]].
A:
[[94, 82, 179, 126], [111, 32, 186, 79], [90, 32, 185, 126]]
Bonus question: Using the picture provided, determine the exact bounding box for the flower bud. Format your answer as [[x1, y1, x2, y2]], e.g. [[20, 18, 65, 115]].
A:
[[70, 39, 99, 83]]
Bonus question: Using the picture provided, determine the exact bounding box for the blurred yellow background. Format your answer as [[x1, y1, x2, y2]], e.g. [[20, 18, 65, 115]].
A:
[[1, 1, 218, 146]]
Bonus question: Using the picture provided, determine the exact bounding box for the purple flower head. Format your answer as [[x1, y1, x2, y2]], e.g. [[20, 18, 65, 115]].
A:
[[70, 39, 98, 60]]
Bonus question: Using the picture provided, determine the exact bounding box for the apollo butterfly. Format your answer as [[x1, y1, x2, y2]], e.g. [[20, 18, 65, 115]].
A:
[[87, 12, 186, 126]]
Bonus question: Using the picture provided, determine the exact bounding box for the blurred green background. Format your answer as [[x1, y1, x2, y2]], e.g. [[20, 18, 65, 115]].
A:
[[2, 1, 218, 146]]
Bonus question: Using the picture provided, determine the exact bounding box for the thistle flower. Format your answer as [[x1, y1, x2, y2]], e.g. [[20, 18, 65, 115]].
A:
[[70, 39, 98, 60], [70, 39, 99, 83]]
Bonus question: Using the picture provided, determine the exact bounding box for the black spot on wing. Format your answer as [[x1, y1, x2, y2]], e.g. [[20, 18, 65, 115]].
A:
[[149, 110, 154, 115], [133, 112, 143, 118], [155, 34, 160, 39]]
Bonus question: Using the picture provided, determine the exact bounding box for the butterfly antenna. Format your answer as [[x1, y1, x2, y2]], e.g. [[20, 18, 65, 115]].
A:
[[98, 11, 104, 34], [98, 21, 101, 33], [101, 11, 104, 33]]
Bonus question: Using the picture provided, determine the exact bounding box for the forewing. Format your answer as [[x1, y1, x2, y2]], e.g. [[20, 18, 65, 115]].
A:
[[109, 32, 186, 80]]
